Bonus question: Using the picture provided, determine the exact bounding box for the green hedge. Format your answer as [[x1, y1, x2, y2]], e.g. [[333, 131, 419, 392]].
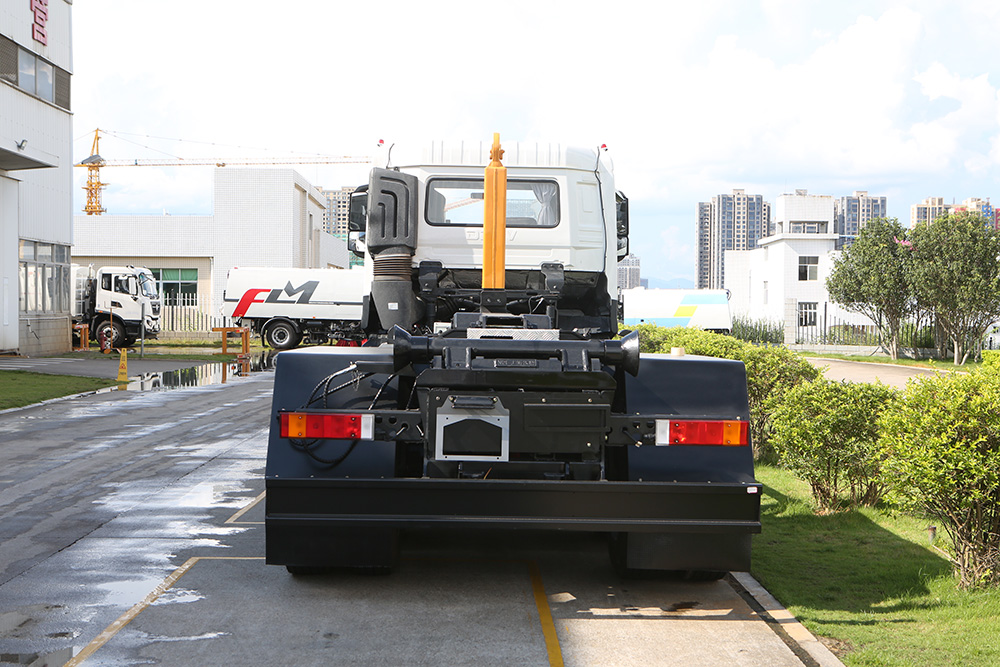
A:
[[880, 368, 1000, 589], [771, 378, 897, 511]]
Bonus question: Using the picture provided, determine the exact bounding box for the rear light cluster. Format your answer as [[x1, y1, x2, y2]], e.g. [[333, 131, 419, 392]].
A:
[[280, 412, 374, 440], [280, 412, 748, 447], [655, 419, 749, 446]]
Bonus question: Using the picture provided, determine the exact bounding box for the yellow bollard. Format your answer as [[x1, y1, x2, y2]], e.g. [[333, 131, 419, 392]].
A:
[[482, 133, 507, 289], [117, 348, 128, 382]]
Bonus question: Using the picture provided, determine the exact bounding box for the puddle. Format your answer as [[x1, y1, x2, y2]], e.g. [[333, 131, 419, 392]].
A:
[[116, 351, 278, 393]]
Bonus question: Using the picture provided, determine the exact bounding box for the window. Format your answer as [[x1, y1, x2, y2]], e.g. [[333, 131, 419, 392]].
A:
[[18, 241, 71, 314], [426, 179, 559, 227], [763, 281, 768, 306], [798, 255, 819, 281], [0, 35, 71, 109], [798, 302, 817, 327], [152, 268, 198, 306]]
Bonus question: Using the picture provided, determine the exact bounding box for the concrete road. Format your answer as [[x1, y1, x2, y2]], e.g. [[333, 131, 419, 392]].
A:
[[806, 357, 951, 389], [0, 369, 823, 666]]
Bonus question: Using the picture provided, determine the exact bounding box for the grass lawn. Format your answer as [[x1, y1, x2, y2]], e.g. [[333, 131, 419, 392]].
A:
[[753, 464, 1000, 666], [0, 370, 119, 411]]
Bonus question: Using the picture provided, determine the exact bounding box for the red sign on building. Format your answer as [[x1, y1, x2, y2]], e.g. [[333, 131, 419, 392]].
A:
[[31, 0, 48, 46]]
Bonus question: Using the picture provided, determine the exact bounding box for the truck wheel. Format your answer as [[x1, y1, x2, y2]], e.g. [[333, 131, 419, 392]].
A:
[[264, 321, 301, 349], [95, 320, 126, 348]]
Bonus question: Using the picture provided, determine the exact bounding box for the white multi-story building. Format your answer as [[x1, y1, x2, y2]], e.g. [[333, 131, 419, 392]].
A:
[[725, 231, 873, 343], [696, 189, 770, 289], [617, 253, 641, 290], [1, 1, 74, 355], [773, 189, 834, 235], [910, 197, 950, 227], [317, 185, 356, 238], [835, 190, 887, 248], [73, 169, 349, 315]]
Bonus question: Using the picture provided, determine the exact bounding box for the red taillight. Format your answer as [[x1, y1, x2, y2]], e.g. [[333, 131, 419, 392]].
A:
[[656, 419, 749, 446], [280, 412, 374, 440]]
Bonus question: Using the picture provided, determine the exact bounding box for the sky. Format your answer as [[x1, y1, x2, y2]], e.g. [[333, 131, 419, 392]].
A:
[[71, 1, 1000, 287]]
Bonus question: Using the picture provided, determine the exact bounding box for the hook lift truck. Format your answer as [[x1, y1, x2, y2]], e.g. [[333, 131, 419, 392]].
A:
[[266, 136, 761, 576]]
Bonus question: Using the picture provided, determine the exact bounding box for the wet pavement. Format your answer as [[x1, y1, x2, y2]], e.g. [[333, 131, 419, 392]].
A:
[[0, 357, 831, 666], [0, 350, 276, 384]]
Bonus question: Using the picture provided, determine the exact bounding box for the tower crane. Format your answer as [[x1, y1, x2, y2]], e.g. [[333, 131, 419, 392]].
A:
[[75, 129, 372, 215]]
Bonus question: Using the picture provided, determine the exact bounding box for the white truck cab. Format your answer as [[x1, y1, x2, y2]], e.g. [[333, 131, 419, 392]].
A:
[[73, 265, 161, 347]]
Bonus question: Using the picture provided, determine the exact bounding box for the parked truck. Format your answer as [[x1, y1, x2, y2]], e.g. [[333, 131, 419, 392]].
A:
[[266, 138, 761, 576], [621, 287, 732, 333], [72, 264, 161, 347], [222, 267, 371, 349]]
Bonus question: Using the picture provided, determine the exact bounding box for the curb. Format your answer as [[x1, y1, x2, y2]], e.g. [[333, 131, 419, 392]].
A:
[[730, 572, 845, 667]]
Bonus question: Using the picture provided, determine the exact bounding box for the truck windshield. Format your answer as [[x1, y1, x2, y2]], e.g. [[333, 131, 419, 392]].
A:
[[138, 273, 158, 298], [426, 179, 559, 227]]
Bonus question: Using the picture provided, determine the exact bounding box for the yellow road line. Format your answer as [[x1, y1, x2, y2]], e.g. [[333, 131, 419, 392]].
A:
[[528, 560, 564, 667], [64, 556, 264, 666], [225, 490, 266, 524], [67, 547, 561, 666]]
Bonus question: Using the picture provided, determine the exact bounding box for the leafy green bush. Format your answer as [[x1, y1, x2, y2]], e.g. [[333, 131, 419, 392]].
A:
[[740, 344, 822, 461], [771, 378, 897, 511], [983, 350, 1000, 372], [631, 325, 819, 459], [879, 369, 1000, 589]]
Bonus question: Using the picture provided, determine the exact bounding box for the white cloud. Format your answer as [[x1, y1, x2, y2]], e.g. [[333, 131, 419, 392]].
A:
[[69, 2, 1000, 281]]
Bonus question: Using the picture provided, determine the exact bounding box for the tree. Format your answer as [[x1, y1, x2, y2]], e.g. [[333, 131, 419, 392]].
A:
[[826, 217, 912, 360], [908, 212, 1000, 365]]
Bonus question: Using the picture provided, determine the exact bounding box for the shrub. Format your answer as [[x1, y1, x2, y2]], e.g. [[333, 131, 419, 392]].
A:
[[771, 378, 897, 512], [879, 369, 1000, 588], [983, 350, 1000, 372], [740, 344, 822, 461], [631, 325, 819, 459], [731, 315, 783, 345]]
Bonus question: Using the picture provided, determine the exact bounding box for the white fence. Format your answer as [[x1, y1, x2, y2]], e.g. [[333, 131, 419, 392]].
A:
[[159, 294, 233, 333]]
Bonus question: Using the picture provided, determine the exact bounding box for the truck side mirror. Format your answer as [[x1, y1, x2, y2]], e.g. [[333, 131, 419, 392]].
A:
[[348, 184, 368, 232], [348, 231, 367, 258], [616, 191, 629, 261]]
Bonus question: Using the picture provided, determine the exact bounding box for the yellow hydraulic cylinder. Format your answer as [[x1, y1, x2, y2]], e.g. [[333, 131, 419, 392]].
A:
[[482, 133, 507, 289]]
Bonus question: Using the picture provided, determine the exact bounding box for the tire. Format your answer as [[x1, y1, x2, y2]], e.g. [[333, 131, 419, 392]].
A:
[[264, 321, 301, 350], [95, 320, 126, 349]]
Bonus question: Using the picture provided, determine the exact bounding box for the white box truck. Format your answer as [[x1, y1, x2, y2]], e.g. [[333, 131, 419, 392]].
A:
[[221, 267, 372, 349], [621, 287, 732, 333]]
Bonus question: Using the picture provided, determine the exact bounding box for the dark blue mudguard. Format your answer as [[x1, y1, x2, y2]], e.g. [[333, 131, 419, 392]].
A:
[[265, 348, 761, 571]]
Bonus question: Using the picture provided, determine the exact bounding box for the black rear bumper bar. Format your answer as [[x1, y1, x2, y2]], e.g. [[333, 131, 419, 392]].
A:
[[266, 477, 762, 533]]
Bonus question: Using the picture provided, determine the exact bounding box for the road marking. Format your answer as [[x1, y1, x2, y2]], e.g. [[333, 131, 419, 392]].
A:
[[64, 556, 265, 667], [0, 359, 79, 368], [528, 560, 564, 667], [66, 542, 562, 666], [225, 490, 265, 524]]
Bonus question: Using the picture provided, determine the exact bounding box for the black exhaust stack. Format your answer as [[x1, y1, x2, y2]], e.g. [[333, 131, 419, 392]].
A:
[[367, 168, 420, 330]]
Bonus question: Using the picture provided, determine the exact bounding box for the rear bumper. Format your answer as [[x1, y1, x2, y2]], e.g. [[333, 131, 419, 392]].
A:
[[266, 477, 762, 533]]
